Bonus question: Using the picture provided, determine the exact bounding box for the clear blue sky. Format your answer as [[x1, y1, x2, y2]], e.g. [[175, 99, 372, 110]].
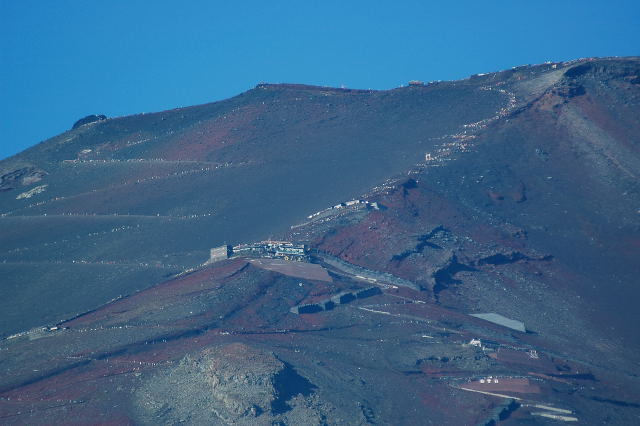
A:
[[1, 0, 639, 160]]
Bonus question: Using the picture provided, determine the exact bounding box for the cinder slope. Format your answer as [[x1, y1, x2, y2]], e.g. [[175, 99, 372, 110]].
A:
[[1, 57, 639, 425], [1, 75, 510, 335]]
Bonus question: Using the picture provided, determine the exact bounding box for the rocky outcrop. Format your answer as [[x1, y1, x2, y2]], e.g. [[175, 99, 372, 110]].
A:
[[71, 114, 107, 129], [475, 250, 552, 266], [427, 252, 476, 300], [134, 343, 330, 425], [391, 225, 447, 261], [0, 165, 46, 191], [480, 399, 520, 425], [389, 342, 496, 373]]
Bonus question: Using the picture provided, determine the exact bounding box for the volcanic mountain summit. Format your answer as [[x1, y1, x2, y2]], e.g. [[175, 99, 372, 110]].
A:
[[1, 57, 639, 424]]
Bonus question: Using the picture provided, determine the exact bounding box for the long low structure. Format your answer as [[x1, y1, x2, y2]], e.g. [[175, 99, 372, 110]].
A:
[[290, 286, 382, 314], [234, 241, 308, 261], [208, 241, 309, 263]]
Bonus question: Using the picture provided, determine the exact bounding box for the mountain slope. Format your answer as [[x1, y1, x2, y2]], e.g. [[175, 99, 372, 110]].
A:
[[0, 75, 510, 335], [1, 57, 639, 424]]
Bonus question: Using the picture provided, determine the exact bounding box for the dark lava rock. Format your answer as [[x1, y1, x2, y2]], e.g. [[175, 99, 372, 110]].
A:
[[0, 165, 46, 191], [71, 114, 107, 129]]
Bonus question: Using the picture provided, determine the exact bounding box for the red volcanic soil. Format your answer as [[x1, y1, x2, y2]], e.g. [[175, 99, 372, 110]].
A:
[[416, 382, 494, 425], [313, 179, 531, 288], [488, 348, 555, 371], [378, 295, 468, 324], [1, 58, 640, 425], [64, 259, 248, 327], [294, 282, 341, 305], [460, 377, 541, 394], [162, 104, 266, 161], [571, 86, 638, 152]]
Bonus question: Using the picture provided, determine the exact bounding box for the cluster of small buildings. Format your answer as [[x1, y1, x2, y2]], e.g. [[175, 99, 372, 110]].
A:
[[209, 241, 309, 263], [306, 199, 380, 220]]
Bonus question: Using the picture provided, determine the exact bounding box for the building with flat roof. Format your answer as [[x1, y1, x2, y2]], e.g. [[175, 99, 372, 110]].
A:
[[209, 245, 232, 263], [470, 313, 526, 332]]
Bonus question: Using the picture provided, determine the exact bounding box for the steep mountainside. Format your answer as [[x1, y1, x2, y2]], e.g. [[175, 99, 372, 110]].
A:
[[1, 57, 639, 424], [0, 73, 512, 336]]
